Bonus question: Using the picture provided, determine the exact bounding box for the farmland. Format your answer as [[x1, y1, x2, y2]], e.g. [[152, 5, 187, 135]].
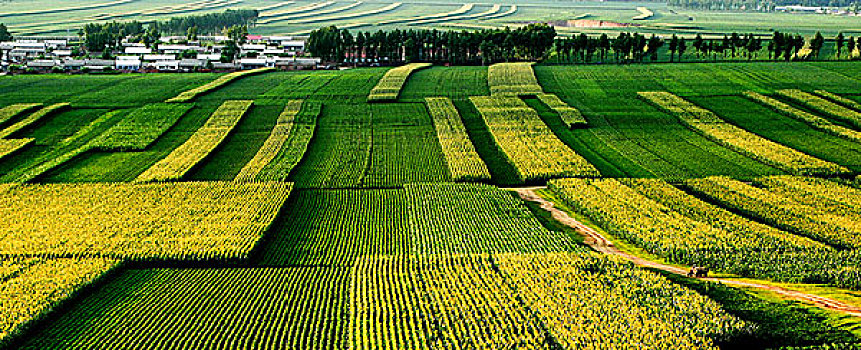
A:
[[4, 0, 861, 37], [1, 60, 861, 349]]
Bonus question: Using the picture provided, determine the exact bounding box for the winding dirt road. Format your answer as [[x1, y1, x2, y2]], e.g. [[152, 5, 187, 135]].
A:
[[514, 187, 861, 318]]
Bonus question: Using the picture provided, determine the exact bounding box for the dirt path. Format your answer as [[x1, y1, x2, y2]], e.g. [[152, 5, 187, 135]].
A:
[[514, 187, 861, 318]]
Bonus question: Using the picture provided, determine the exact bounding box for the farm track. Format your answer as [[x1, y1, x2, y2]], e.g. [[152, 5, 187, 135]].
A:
[[513, 186, 861, 318]]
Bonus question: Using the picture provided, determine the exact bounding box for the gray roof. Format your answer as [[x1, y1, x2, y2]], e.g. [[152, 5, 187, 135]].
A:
[[179, 59, 206, 67]]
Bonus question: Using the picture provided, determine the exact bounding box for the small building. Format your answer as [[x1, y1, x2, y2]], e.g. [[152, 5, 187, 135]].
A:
[[63, 59, 86, 71], [125, 46, 152, 55], [197, 53, 221, 61], [212, 62, 237, 71], [239, 58, 269, 69], [143, 54, 176, 62], [26, 60, 59, 72], [179, 59, 207, 70], [274, 57, 321, 70], [145, 60, 180, 71], [115, 56, 142, 71], [281, 40, 306, 52], [84, 59, 115, 70]]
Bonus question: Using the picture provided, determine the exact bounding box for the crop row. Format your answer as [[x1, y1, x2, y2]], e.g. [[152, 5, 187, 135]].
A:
[[424, 97, 491, 181], [639, 91, 847, 176], [406, 183, 577, 254], [407, 4, 500, 26], [166, 68, 273, 103], [776, 89, 861, 129], [340, 252, 747, 349], [20, 252, 746, 349], [0, 103, 69, 139], [0, 104, 41, 126], [89, 103, 193, 151], [487, 62, 543, 96], [685, 176, 861, 249], [0, 181, 291, 261], [235, 100, 320, 182], [290, 103, 448, 188], [136, 100, 252, 182], [18, 267, 350, 349], [814, 90, 861, 112], [256, 1, 296, 12], [3, 109, 125, 183], [535, 93, 588, 127], [259, 1, 335, 20], [287, 2, 403, 25], [252, 101, 322, 182], [0, 139, 33, 162], [258, 189, 410, 266], [744, 91, 861, 142], [497, 252, 746, 349], [367, 63, 432, 102], [377, 3, 474, 26], [258, 2, 363, 25], [0, 257, 120, 346], [0, 0, 135, 17], [548, 177, 861, 289], [470, 96, 600, 181], [481, 4, 517, 20]]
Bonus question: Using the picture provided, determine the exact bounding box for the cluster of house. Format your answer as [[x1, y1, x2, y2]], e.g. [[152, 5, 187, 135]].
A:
[[1, 34, 322, 73]]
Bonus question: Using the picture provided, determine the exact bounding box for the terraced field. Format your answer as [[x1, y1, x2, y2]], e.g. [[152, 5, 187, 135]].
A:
[[1, 62, 861, 349]]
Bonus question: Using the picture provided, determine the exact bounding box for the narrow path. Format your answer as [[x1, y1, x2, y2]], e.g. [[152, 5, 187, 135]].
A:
[[514, 187, 861, 318]]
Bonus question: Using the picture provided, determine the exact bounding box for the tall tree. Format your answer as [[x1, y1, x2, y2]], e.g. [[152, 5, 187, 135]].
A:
[[811, 31, 824, 58], [0, 23, 12, 42], [679, 38, 688, 61], [836, 32, 846, 58], [669, 35, 679, 62]]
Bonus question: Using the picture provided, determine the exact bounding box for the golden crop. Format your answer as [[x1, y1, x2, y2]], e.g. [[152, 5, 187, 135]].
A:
[[639, 91, 847, 176], [424, 97, 491, 181], [166, 67, 274, 103], [488, 62, 543, 96], [744, 91, 861, 142], [368, 63, 432, 102], [0, 181, 292, 260], [470, 96, 600, 181], [235, 100, 305, 182], [536, 93, 587, 127], [136, 100, 253, 182], [777, 89, 861, 128]]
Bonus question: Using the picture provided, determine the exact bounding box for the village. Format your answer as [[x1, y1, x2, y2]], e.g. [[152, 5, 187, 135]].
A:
[[0, 34, 322, 73]]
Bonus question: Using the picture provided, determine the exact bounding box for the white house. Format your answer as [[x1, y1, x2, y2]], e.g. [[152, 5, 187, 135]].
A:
[[125, 46, 152, 55]]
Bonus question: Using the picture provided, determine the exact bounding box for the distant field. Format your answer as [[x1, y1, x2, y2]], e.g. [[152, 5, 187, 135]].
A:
[[2, 0, 861, 36]]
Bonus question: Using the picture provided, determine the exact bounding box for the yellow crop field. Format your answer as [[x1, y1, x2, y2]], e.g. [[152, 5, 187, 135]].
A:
[[0, 181, 292, 260]]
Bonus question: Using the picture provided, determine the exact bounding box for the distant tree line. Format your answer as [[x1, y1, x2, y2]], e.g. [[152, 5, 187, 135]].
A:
[[308, 24, 557, 65], [667, 0, 860, 11], [553, 31, 857, 63], [79, 9, 257, 52]]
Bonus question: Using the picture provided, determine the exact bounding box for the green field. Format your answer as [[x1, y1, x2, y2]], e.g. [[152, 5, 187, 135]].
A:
[[1, 61, 861, 349], [3, 0, 861, 37]]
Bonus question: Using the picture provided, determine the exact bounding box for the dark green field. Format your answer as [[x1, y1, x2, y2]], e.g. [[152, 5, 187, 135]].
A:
[[1, 62, 861, 349]]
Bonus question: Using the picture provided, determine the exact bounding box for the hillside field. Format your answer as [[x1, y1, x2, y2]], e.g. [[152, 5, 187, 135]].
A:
[[3, 0, 861, 37], [0, 61, 860, 349]]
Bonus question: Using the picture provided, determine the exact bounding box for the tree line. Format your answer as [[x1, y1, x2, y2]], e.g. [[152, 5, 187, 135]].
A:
[[553, 31, 857, 63], [79, 9, 257, 52], [308, 24, 557, 65], [667, 0, 860, 11]]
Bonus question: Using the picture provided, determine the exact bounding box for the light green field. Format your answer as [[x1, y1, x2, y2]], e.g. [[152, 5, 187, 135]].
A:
[[2, 0, 860, 36]]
